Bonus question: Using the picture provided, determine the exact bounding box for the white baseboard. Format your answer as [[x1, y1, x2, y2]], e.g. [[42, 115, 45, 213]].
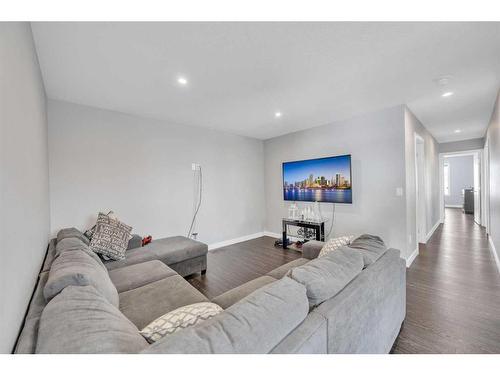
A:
[[406, 247, 419, 268], [445, 204, 462, 208], [488, 236, 500, 274], [263, 231, 281, 239], [208, 232, 264, 250], [424, 220, 441, 243]]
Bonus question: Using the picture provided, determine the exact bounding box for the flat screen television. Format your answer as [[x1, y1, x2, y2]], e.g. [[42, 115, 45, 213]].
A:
[[282, 154, 352, 203]]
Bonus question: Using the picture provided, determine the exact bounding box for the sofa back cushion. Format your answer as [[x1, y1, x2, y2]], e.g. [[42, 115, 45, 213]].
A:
[[143, 277, 309, 354], [287, 247, 364, 307], [55, 237, 105, 266], [348, 234, 388, 267], [37, 285, 148, 354], [56, 227, 90, 246], [44, 248, 119, 307]]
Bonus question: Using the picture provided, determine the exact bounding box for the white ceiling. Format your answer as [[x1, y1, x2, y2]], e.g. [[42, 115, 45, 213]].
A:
[[31, 22, 500, 141]]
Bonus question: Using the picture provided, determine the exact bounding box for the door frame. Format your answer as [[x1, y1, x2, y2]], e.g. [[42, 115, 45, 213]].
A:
[[414, 134, 427, 243], [483, 137, 490, 234], [438, 149, 484, 225]]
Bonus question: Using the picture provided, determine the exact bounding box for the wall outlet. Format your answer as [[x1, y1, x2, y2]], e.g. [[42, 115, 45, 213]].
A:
[[191, 163, 200, 171]]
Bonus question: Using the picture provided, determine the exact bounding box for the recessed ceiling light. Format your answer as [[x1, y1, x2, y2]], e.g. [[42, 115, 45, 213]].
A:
[[454, 129, 461, 133], [177, 76, 188, 86], [442, 91, 454, 97], [274, 112, 282, 118]]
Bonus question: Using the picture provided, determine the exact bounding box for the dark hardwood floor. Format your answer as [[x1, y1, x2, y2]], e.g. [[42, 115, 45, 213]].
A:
[[187, 208, 500, 353], [392, 208, 500, 353], [186, 236, 302, 299]]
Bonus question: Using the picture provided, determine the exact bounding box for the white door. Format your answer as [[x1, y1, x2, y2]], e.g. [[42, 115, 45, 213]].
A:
[[473, 152, 481, 225]]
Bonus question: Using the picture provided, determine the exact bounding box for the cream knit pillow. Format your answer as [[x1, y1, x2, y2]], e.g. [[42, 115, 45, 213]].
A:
[[318, 235, 355, 258], [140, 302, 223, 343]]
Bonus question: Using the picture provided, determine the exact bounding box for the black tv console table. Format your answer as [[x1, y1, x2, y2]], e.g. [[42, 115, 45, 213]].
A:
[[282, 218, 327, 249]]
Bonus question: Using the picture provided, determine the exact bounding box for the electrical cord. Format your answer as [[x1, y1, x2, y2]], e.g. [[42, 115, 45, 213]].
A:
[[319, 202, 335, 239], [187, 166, 202, 238]]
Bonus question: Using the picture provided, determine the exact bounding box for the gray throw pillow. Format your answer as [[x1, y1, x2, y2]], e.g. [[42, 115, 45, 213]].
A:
[[89, 212, 132, 261], [348, 234, 388, 267], [287, 247, 364, 307]]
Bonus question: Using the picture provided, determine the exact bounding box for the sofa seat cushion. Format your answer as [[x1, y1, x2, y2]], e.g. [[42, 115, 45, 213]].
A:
[[287, 247, 364, 307], [44, 249, 119, 307], [147, 236, 208, 265], [108, 260, 177, 293], [266, 258, 310, 279], [104, 246, 157, 271], [119, 275, 208, 330], [36, 286, 148, 354], [211, 276, 276, 309], [143, 277, 309, 354]]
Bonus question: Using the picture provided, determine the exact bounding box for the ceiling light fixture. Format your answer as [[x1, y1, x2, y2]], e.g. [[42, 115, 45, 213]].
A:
[[274, 112, 282, 118], [442, 92, 454, 97], [177, 76, 188, 86], [454, 129, 461, 133]]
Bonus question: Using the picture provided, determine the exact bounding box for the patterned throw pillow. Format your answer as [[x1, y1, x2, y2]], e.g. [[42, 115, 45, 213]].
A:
[[84, 211, 115, 241], [89, 212, 132, 261], [318, 235, 355, 258], [140, 302, 223, 343]]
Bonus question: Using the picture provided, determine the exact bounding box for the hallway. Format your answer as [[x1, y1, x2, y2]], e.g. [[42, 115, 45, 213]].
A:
[[392, 208, 500, 353]]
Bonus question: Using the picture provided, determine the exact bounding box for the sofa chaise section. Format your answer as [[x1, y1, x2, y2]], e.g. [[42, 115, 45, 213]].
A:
[[118, 275, 209, 330], [103, 235, 208, 277]]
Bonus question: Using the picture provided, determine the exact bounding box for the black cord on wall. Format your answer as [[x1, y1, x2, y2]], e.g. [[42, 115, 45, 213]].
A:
[[187, 166, 202, 239]]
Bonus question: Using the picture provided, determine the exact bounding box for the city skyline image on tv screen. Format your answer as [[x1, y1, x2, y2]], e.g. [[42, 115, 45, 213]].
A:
[[282, 154, 352, 203]]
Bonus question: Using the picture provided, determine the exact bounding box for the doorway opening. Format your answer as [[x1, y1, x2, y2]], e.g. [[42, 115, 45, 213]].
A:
[[439, 149, 483, 225]]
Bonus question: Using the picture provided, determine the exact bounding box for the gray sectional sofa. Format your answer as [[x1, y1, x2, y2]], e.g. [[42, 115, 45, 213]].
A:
[[15, 230, 406, 354]]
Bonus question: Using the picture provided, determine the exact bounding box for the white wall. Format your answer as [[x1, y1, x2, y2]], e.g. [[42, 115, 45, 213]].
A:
[[404, 107, 441, 256], [485, 90, 500, 263], [0, 23, 50, 353], [439, 138, 484, 153], [444, 155, 474, 207], [264, 105, 409, 258], [48, 100, 265, 246]]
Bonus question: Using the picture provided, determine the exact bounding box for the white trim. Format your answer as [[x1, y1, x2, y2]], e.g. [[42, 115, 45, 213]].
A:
[[263, 231, 281, 238], [414, 134, 426, 244], [406, 247, 419, 268], [445, 204, 462, 208], [208, 232, 264, 250], [425, 220, 441, 242], [488, 236, 500, 274]]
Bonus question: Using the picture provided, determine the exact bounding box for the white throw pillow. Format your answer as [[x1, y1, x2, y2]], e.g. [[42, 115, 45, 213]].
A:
[[140, 302, 223, 343], [318, 235, 355, 258]]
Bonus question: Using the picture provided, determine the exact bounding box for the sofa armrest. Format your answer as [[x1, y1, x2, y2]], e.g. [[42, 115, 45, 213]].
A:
[[302, 240, 324, 260], [127, 234, 143, 250]]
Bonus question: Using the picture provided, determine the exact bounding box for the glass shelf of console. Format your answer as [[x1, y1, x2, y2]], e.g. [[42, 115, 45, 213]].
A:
[[281, 217, 328, 249]]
